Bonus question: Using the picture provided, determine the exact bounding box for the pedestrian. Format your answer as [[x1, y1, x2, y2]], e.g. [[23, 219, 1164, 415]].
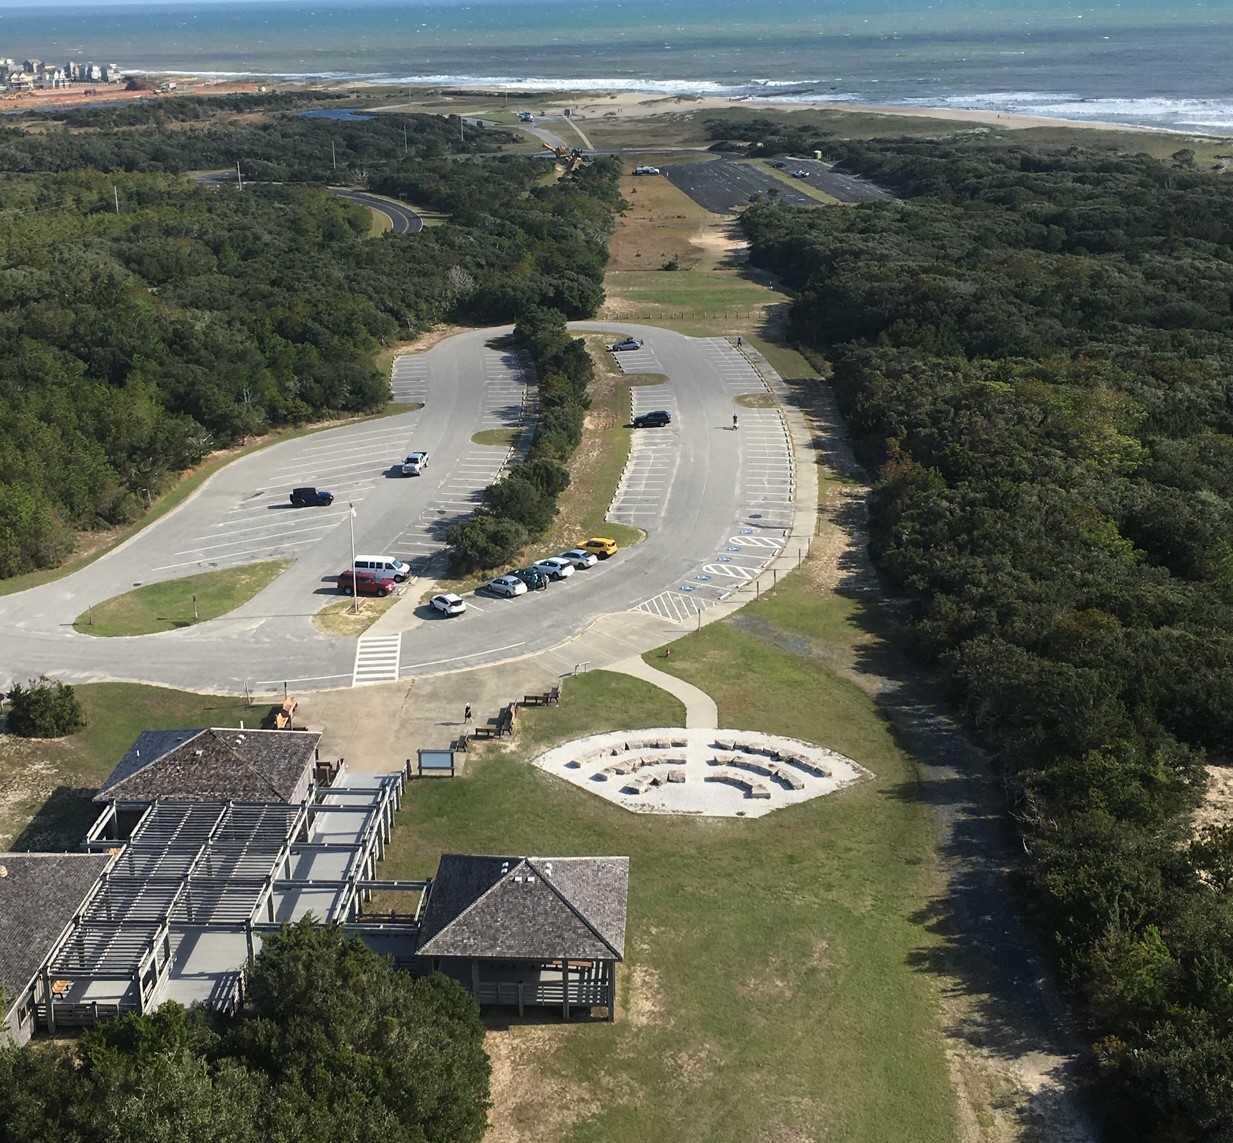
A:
[[736, 335, 743, 347], [464, 703, 473, 724], [733, 413, 739, 430]]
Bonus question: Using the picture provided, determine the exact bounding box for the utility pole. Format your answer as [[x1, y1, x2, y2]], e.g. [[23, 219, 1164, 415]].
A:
[[459, 115, 464, 142], [403, 122, 408, 156], [113, 185, 119, 214], [347, 503, 358, 613], [331, 139, 337, 172], [236, 161, 243, 191]]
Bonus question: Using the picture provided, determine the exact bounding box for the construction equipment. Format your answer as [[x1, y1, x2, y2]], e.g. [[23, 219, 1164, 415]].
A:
[[541, 141, 586, 175]]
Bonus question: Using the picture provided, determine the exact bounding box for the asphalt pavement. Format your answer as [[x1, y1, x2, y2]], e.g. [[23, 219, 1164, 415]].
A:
[[0, 327, 810, 696], [663, 153, 893, 214], [327, 188, 424, 234]]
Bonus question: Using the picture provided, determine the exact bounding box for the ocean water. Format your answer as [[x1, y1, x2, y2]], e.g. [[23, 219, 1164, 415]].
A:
[[3, 0, 1232, 135]]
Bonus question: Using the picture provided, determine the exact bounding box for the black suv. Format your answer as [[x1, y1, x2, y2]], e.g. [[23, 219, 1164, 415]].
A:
[[632, 410, 672, 428], [290, 486, 334, 507], [513, 566, 549, 591]]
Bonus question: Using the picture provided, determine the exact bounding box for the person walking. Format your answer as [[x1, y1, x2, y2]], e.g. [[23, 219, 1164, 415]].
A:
[[736, 335, 743, 347], [464, 703, 473, 725], [732, 413, 739, 430]]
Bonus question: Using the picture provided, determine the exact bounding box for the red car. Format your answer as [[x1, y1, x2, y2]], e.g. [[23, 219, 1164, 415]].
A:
[[336, 569, 397, 597]]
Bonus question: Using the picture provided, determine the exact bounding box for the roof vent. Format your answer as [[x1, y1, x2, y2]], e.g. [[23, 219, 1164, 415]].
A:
[[513, 875, 523, 883], [526, 875, 536, 884], [235, 735, 245, 744], [194, 749, 204, 757], [0, 865, 8, 878], [543, 862, 553, 877], [499, 861, 510, 875]]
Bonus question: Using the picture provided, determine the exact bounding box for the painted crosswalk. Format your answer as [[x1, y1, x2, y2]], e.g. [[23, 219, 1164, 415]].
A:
[[352, 634, 402, 686]]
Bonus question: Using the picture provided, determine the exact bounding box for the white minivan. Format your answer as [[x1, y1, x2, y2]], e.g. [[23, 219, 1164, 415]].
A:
[[354, 554, 411, 582]]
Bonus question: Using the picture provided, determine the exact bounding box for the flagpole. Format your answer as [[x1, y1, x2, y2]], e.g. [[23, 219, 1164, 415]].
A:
[[348, 502, 358, 613]]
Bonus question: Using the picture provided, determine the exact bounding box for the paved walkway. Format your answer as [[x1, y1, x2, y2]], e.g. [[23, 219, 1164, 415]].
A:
[[606, 656, 718, 729]]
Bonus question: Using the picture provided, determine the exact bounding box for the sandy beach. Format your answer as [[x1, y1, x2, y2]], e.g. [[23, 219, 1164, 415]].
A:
[[555, 89, 1153, 134]]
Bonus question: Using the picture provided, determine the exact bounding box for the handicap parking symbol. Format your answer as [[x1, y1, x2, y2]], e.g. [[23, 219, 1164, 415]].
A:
[[679, 584, 695, 593], [739, 528, 754, 535], [716, 556, 732, 563], [727, 546, 742, 553], [695, 574, 711, 582]]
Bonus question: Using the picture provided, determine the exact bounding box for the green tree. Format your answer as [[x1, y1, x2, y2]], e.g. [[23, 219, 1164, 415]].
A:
[[6, 675, 85, 738]]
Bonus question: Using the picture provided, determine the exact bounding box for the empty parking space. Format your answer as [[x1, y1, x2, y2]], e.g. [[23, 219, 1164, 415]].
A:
[[610, 386, 679, 529], [611, 344, 662, 373], [693, 337, 770, 395], [664, 156, 817, 214], [152, 422, 412, 573], [390, 355, 429, 404], [381, 346, 534, 574]]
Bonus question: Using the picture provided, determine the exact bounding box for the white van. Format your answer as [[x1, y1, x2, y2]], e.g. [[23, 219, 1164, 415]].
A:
[[353, 554, 411, 582]]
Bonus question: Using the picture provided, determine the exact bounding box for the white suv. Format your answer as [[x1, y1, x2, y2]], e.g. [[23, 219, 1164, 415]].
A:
[[533, 557, 575, 581], [402, 451, 428, 476]]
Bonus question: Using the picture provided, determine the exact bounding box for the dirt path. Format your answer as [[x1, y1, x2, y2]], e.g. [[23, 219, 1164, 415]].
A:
[[743, 376, 1102, 1143]]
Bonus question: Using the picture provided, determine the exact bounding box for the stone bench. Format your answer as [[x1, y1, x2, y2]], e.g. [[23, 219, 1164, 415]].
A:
[[784, 754, 830, 778], [707, 769, 771, 799], [767, 763, 805, 791]]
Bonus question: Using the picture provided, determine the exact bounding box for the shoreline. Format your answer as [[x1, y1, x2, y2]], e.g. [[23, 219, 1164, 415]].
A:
[[4, 76, 1226, 140]]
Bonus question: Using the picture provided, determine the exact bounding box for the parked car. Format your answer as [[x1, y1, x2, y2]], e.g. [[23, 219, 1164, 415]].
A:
[[336, 569, 396, 597], [580, 536, 619, 559], [610, 337, 642, 352], [771, 161, 788, 169], [533, 557, 575, 581], [792, 169, 809, 178], [632, 409, 672, 428], [401, 451, 428, 476], [560, 548, 598, 570], [513, 567, 549, 591], [430, 592, 467, 616], [633, 165, 660, 175], [290, 486, 333, 507], [487, 574, 528, 598]]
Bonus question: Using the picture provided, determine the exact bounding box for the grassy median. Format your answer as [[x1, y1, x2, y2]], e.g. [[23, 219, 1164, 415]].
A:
[[73, 560, 290, 636]]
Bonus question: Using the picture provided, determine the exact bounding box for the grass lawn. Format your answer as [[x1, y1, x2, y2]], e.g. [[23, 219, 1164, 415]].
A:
[[377, 594, 955, 1141], [73, 560, 291, 636], [0, 683, 274, 850], [472, 428, 521, 448], [313, 592, 401, 636]]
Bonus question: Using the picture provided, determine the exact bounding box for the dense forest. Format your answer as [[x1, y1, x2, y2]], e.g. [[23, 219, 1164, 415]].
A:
[[0, 100, 619, 578], [742, 141, 1233, 1138], [0, 921, 491, 1143]]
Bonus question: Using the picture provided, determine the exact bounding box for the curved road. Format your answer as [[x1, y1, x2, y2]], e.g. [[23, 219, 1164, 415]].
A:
[[0, 326, 796, 695], [327, 188, 424, 234]]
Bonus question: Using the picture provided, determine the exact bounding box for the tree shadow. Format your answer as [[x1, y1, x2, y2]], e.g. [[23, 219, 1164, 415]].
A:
[[10, 785, 100, 852]]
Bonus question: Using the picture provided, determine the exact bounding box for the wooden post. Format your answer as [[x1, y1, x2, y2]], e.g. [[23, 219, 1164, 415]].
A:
[[562, 959, 570, 1020], [608, 962, 616, 1021]]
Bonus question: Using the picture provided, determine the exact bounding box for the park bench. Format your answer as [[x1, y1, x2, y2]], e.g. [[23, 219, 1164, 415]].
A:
[[274, 695, 297, 730], [472, 726, 498, 740], [496, 702, 517, 736], [521, 686, 560, 706]]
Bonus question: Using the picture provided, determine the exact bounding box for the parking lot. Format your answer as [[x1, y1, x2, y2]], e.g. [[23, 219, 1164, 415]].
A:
[[663, 153, 893, 214]]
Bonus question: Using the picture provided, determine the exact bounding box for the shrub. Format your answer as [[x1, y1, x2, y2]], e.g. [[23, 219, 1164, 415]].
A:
[[6, 675, 85, 738]]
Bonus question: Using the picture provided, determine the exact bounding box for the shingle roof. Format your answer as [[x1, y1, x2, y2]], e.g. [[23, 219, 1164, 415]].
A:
[[0, 852, 114, 1001], [416, 855, 628, 961], [96, 728, 319, 803]]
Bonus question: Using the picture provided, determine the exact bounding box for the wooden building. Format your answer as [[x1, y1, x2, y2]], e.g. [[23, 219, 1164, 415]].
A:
[[415, 854, 628, 1019]]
